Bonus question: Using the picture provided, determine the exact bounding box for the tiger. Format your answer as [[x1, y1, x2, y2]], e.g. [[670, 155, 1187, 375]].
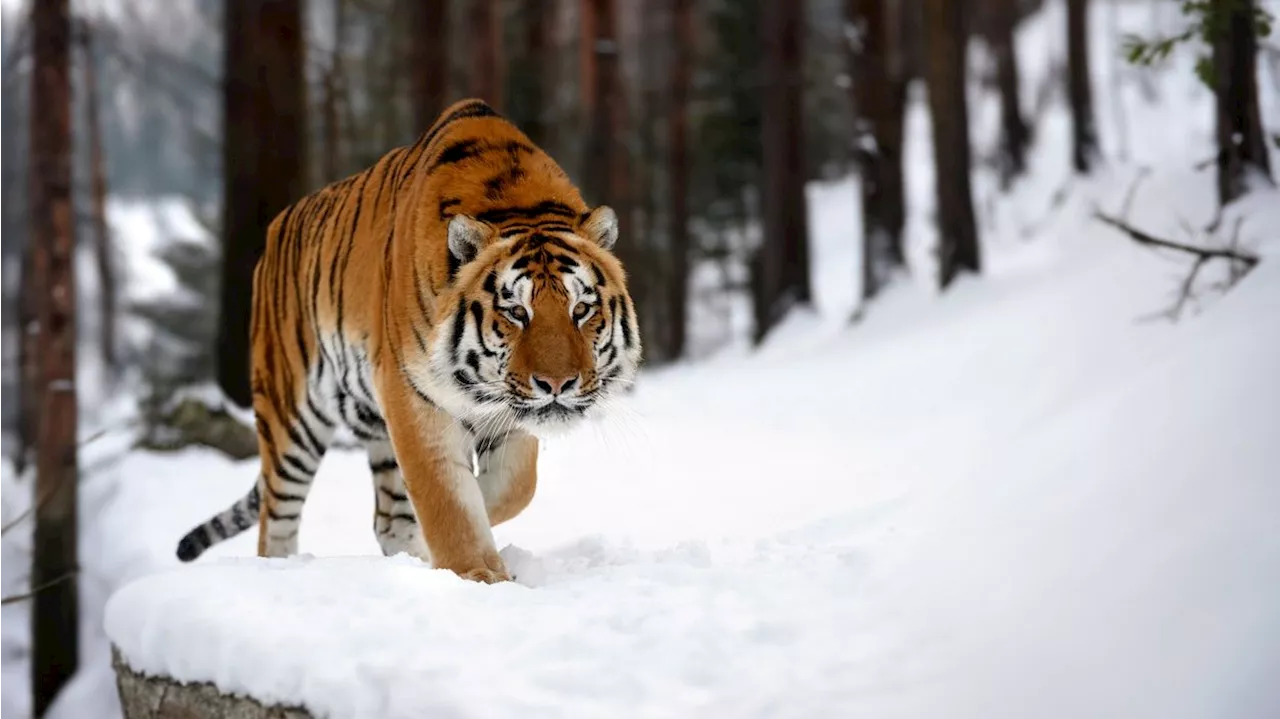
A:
[[175, 98, 642, 583]]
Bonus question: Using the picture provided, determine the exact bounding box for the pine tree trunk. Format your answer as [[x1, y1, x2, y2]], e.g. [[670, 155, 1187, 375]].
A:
[[755, 0, 811, 344], [216, 0, 306, 408], [666, 0, 693, 359], [81, 23, 116, 375], [410, 0, 448, 132], [1066, 0, 1098, 173], [923, 0, 981, 289], [29, 0, 79, 713], [846, 0, 907, 304], [993, 0, 1029, 188], [1214, 0, 1273, 206], [522, 0, 549, 146], [322, 0, 347, 182], [468, 0, 503, 110]]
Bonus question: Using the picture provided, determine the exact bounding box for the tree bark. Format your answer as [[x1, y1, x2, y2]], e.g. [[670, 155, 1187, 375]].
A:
[[468, 0, 503, 110], [846, 0, 907, 303], [755, 0, 811, 344], [80, 22, 117, 375], [1066, 0, 1098, 173], [217, 0, 306, 408], [1213, 0, 1272, 206], [522, 0, 550, 146], [923, 0, 981, 289], [321, 0, 347, 182], [410, 0, 448, 133], [992, 0, 1029, 187], [113, 648, 311, 719], [666, 0, 694, 359], [29, 0, 79, 714]]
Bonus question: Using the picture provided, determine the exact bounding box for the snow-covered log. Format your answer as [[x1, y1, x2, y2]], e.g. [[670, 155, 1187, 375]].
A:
[[112, 647, 310, 719]]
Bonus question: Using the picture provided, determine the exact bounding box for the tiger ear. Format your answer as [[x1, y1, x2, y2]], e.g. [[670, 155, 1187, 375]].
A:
[[579, 206, 618, 250], [448, 214, 491, 264]]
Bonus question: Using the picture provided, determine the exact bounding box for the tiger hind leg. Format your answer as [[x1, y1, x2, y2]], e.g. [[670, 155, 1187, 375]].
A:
[[367, 438, 429, 559], [254, 389, 337, 558]]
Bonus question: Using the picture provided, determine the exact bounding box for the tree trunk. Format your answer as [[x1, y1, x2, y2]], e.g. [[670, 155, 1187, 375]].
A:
[[666, 0, 694, 359], [755, 0, 811, 344], [1066, 0, 1098, 173], [29, 0, 79, 714], [217, 0, 306, 408], [321, 0, 347, 182], [80, 22, 116, 375], [923, 0, 981, 289], [410, 0, 448, 133], [468, 0, 503, 110], [992, 0, 1029, 188], [846, 0, 907, 304], [1214, 0, 1272, 206], [522, 0, 549, 146]]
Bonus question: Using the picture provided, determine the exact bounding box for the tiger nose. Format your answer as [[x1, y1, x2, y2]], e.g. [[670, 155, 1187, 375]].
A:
[[532, 374, 579, 396]]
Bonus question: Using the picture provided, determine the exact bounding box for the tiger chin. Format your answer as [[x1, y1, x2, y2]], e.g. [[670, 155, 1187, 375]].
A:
[[174, 99, 641, 584]]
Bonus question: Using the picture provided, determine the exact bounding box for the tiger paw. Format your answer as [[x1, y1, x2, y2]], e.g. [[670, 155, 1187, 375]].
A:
[[460, 566, 512, 584]]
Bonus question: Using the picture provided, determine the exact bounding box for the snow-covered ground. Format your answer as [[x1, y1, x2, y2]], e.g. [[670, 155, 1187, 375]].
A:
[[5, 1, 1280, 717]]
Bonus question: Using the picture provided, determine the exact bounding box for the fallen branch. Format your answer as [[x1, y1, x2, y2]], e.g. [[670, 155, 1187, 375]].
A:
[[1095, 208, 1259, 322], [1093, 211, 1260, 268]]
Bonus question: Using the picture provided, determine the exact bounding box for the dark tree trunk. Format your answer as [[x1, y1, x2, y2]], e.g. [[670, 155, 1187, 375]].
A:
[[322, 0, 348, 182], [217, 0, 306, 408], [666, 0, 694, 359], [410, 0, 448, 133], [29, 0, 79, 714], [468, 0, 503, 110], [993, 0, 1029, 187], [80, 23, 116, 375], [923, 0, 981, 289], [846, 0, 907, 304], [1066, 0, 1098, 173], [522, 0, 549, 146], [1214, 0, 1272, 206], [755, 0, 811, 344]]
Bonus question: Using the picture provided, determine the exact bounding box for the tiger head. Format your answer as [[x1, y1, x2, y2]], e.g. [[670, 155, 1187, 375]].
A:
[[427, 206, 642, 435]]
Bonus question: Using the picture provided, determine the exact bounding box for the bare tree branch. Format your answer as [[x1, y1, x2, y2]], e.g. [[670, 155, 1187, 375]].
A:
[[1093, 210, 1260, 268], [1, 569, 78, 606]]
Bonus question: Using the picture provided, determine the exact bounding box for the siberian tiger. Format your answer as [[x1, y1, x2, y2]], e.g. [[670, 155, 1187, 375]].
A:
[[176, 99, 642, 583]]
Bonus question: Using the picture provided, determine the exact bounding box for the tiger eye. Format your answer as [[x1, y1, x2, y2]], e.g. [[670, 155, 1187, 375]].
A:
[[572, 302, 591, 321], [509, 306, 529, 323]]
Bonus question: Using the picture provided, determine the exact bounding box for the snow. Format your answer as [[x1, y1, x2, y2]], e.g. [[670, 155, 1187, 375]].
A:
[[7, 1, 1280, 717]]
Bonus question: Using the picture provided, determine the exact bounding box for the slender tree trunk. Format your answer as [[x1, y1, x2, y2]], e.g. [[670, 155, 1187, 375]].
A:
[[666, 0, 693, 359], [923, 0, 981, 289], [522, 0, 549, 146], [993, 0, 1029, 188], [322, 0, 347, 182], [755, 0, 811, 344], [29, 0, 79, 714], [410, 0, 448, 132], [468, 0, 503, 110], [1214, 0, 1272, 206], [1066, 0, 1098, 173], [846, 0, 907, 304], [80, 22, 116, 375], [217, 0, 306, 407]]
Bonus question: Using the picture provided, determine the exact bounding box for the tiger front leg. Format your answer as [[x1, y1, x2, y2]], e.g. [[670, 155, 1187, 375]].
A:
[[379, 379, 511, 584]]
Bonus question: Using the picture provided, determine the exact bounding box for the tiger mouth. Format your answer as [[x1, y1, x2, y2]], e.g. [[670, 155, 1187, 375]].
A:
[[511, 399, 589, 423]]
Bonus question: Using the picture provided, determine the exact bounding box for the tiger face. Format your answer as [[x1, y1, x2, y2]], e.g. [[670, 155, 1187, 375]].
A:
[[426, 207, 641, 435]]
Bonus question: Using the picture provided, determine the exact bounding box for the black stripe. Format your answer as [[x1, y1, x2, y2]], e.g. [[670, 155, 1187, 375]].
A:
[[268, 508, 302, 522], [432, 139, 484, 169], [370, 458, 399, 474], [475, 200, 578, 226], [377, 485, 409, 502]]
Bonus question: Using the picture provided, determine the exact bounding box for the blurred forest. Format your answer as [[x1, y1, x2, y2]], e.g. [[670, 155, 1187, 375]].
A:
[[2, 0, 1276, 715]]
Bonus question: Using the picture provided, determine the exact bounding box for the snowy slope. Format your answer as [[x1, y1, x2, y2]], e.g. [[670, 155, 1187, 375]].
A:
[[6, 1, 1280, 717]]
